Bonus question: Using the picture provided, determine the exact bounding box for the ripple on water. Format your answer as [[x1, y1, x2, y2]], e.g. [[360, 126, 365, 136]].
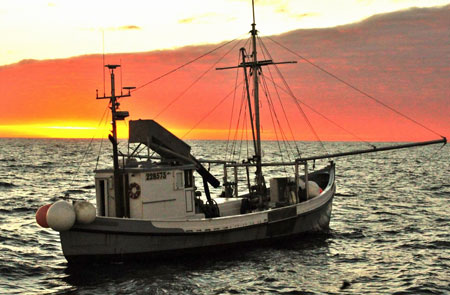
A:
[[0, 139, 449, 295]]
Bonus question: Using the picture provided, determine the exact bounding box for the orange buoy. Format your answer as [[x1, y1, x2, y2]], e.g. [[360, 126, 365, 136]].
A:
[[36, 204, 51, 228]]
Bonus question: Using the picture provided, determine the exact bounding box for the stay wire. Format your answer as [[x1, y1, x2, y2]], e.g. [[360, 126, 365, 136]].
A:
[[70, 104, 110, 188], [259, 68, 290, 160], [266, 36, 445, 139], [261, 73, 376, 148], [132, 35, 246, 93], [268, 54, 328, 154], [181, 80, 245, 139], [234, 86, 250, 162], [258, 36, 301, 156], [229, 84, 248, 162], [95, 109, 110, 171], [229, 86, 246, 162], [226, 38, 251, 160], [258, 36, 328, 155], [261, 77, 290, 174], [154, 37, 244, 119]]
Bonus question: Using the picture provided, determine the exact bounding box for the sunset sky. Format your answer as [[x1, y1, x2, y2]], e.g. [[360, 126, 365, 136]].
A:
[[0, 0, 449, 141]]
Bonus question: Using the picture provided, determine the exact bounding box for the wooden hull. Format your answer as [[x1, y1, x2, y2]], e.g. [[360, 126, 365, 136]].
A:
[[60, 165, 335, 263]]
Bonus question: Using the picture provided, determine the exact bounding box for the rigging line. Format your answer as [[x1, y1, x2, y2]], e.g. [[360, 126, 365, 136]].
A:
[[264, 92, 296, 174], [226, 38, 251, 160], [266, 36, 445, 139], [244, 104, 250, 160], [259, 69, 291, 162], [258, 36, 301, 156], [229, 85, 248, 162], [239, 85, 250, 161], [154, 37, 244, 120], [270, 57, 328, 154], [261, 73, 377, 148], [233, 86, 245, 161], [238, 103, 248, 162], [71, 104, 110, 187], [257, 38, 329, 154], [181, 80, 245, 139], [261, 76, 295, 164], [262, 82, 290, 175], [95, 107, 110, 171], [258, 37, 299, 157], [225, 50, 241, 160], [132, 36, 245, 92]]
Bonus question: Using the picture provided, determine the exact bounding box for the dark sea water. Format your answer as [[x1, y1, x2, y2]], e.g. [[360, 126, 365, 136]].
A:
[[0, 138, 449, 295]]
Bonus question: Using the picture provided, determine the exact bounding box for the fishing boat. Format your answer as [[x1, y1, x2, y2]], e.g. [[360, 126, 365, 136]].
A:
[[35, 1, 446, 264]]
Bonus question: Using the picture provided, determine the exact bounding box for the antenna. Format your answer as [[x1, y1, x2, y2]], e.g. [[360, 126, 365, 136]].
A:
[[96, 64, 135, 217], [252, 0, 256, 24], [120, 58, 123, 95], [102, 30, 106, 96]]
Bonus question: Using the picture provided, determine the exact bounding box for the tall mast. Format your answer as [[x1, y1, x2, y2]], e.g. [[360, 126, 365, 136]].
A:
[[251, 0, 264, 196], [216, 0, 297, 202], [97, 65, 134, 217]]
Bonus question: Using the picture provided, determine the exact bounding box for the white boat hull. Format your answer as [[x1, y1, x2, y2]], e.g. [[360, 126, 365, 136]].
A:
[[60, 165, 335, 263]]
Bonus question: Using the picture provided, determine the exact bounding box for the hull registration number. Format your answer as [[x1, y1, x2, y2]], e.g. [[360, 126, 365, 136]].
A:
[[146, 172, 167, 181]]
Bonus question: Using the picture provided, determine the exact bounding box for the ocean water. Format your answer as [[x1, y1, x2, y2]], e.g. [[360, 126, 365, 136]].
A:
[[0, 138, 448, 294]]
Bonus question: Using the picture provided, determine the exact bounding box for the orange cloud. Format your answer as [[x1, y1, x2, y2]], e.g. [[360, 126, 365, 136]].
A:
[[0, 6, 448, 142]]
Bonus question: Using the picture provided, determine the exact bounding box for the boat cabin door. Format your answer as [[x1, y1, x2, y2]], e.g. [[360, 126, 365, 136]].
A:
[[95, 178, 114, 216]]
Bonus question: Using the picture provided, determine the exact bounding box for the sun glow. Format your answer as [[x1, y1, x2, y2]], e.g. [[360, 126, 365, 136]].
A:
[[0, 123, 112, 139]]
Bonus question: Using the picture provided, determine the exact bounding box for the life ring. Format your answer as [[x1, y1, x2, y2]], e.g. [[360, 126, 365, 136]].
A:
[[128, 183, 141, 199]]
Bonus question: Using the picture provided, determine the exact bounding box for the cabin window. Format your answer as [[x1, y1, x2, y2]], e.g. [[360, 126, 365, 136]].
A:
[[175, 172, 184, 190], [184, 170, 193, 188]]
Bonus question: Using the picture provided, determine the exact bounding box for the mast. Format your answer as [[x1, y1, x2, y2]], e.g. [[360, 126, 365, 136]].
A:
[[97, 65, 134, 217], [216, 0, 296, 202], [250, 0, 264, 196]]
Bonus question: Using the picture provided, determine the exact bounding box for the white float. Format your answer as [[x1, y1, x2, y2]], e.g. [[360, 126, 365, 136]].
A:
[[46, 201, 76, 231], [74, 201, 96, 224], [307, 181, 322, 199]]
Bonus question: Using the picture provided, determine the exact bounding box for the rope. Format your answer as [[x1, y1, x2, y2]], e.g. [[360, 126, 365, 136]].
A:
[[225, 38, 251, 160], [132, 36, 244, 92], [261, 73, 376, 148], [229, 86, 248, 162], [154, 38, 244, 119], [181, 80, 245, 139], [266, 36, 445, 139], [225, 50, 242, 160], [258, 36, 301, 156], [70, 104, 110, 188], [258, 36, 328, 155], [262, 80, 291, 175]]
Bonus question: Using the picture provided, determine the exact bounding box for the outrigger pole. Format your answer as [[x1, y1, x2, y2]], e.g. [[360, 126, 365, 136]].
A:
[[97, 64, 135, 217], [296, 137, 447, 162]]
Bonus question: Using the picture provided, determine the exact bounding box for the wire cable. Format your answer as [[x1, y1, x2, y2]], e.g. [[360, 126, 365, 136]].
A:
[[266, 36, 445, 139], [132, 36, 246, 93]]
